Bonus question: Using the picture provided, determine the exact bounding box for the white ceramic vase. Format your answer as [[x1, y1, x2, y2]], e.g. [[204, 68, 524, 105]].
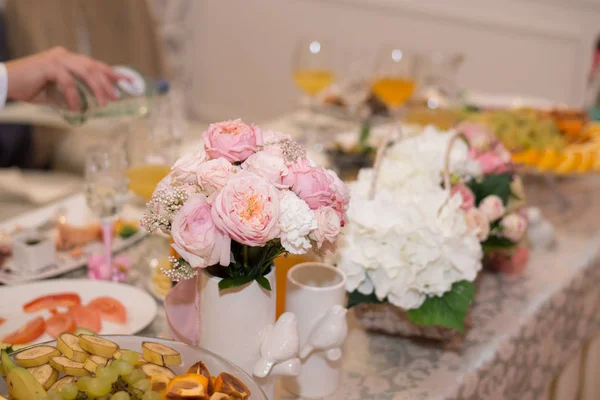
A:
[[196, 268, 276, 399], [283, 262, 348, 399]]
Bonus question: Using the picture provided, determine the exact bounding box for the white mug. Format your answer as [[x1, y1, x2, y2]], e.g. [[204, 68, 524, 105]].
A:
[[283, 262, 348, 399]]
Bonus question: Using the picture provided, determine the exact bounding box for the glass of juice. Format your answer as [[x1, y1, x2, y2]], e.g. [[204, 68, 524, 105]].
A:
[[292, 38, 336, 152], [371, 46, 422, 120]]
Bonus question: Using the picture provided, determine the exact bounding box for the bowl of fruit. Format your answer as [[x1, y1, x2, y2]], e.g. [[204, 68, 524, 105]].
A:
[[0, 334, 264, 400]]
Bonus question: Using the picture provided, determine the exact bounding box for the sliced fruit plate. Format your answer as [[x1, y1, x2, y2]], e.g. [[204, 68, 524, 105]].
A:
[[0, 334, 264, 400], [0, 280, 157, 346]]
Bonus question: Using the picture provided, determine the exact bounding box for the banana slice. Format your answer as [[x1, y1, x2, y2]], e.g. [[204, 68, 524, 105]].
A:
[[83, 355, 108, 373], [140, 363, 176, 379], [141, 342, 181, 366], [57, 333, 89, 362], [79, 335, 119, 358], [537, 149, 561, 170], [27, 364, 59, 389], [14, 345, 61, 368], [49, 356, 89, 377], [149, 373, 172, 398], [50, 376, 77, 392]]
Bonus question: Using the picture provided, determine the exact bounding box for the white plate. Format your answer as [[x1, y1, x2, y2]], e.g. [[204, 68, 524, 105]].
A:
[[0, 193, 147, 285], [0, 335, 267, 400], [0, 279, 157, 344]]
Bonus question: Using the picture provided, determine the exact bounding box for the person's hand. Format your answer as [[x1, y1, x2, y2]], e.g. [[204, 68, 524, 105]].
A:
[[5, 47, 124, 111]]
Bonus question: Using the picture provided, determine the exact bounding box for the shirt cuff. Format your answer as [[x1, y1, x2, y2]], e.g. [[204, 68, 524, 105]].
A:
[[0, 63, 7, 108]]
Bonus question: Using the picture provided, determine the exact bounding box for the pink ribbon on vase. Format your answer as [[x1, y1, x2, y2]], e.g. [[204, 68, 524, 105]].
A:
[[164, 275, 200, 346]]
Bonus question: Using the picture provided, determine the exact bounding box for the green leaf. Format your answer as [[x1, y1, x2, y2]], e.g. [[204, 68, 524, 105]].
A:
[[482, 235, 516, 252], [359, 121, 371, 148], [347, 290, 384, 309], [218, 275, 255, 291], [406, 280, 475, 332], [467, 173, 512, 206], [118, 224, 139, 239], [256, 276, 272, 291]]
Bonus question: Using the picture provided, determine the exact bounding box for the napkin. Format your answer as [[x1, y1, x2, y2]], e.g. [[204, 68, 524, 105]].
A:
[[0, 168, 82, 205]]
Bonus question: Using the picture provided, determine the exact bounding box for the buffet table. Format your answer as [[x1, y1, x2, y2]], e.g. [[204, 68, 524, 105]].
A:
[[1, 107, 599, 399]]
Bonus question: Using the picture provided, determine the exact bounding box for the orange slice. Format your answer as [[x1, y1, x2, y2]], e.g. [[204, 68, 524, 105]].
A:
[[166, 373, 209, 399]]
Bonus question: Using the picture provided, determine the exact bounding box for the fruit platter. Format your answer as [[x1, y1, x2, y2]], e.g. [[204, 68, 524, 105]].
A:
[[0, 334, 263, 400], [460, 108, 600, 176]]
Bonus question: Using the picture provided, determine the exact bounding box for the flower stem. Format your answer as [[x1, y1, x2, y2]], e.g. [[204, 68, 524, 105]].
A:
[[243, 245, 249, 269]]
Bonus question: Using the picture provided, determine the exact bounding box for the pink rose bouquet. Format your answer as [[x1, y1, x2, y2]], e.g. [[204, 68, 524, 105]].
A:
[[453, 122, 530, 275], [141, 119, 349, 290]]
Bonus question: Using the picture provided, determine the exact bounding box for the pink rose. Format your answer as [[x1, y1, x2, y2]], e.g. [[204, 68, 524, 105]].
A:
[[197, 158, 237, 196], [501, 213, 528, 242], [456, 122, 495, 151], [309, 207, 341, 248], [203, 119, 262, 163], [282, 159, 333, 210], [324, 169, 350, 226], [465, 208, 490, 241], [479, 195, 505, 221], [171, 194, 231, 268], [451, 184, 475, 211], [474, 151, 507, 175], [211, 172, 281, 247], [171, 149, 209, 183], [242, 151, 288, 187], [263, 130, 292, 145]]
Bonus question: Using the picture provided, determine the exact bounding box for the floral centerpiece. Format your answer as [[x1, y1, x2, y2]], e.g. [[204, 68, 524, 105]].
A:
[[140, 119, 350, 389], [456, 122, 529, 275], [141, 119, 350, 289], [338, 126, 484, 337]]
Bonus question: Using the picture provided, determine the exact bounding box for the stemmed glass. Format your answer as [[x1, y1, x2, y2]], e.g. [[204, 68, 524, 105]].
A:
[[371, 45, 421, 121], [85, 144, 129, 281], [292, 38, 336, 151]]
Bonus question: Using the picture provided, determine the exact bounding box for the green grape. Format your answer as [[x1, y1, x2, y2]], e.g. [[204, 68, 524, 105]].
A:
[[124, 369, 146, 385], [77, 376, 94, 392], [48, 388, 63, 400], [87, 377, 113, 397], [96, 367, 119, 383], [120, 350, 140, 366], [133, 378, 152, 393], [60, 382, 79, 400], [142, 391, 162, 400], [111, 359, 134, 376], [111, 392, 131, 400]]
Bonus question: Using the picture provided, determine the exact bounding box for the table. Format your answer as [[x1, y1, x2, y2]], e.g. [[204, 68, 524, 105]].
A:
[[3, 112, 600, 399]]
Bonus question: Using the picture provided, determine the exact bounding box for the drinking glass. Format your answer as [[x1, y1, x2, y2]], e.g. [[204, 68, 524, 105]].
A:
[[125, 89, 184, 203], [371, 45, 421, 120], [85, 144, 129, 281], [292, 38, 336, 151]]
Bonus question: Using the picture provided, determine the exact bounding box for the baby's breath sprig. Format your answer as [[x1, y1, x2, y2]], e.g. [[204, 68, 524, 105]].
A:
[[162, 256, 197, 281], [140, 186, 190, 233]]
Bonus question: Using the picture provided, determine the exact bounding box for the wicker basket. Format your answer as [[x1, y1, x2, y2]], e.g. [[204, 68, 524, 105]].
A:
[[351, 129, 476, 343], [354, 302, 472, 342]]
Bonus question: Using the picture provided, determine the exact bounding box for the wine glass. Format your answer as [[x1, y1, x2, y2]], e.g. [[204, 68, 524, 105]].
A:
[[292, 38, 336, 151], [85, 144, 129, 281], [371, 45, 421, 120]]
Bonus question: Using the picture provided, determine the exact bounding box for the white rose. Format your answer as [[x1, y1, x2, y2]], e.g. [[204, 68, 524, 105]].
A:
[[501, 213, 528, 242], [171, 149, 209, 183], [242, 151, 288, 187], [309, 206, 341, 248], [196, 158, 236, 196], [479, 195, 505, 221], [465, 208, 490, 241]]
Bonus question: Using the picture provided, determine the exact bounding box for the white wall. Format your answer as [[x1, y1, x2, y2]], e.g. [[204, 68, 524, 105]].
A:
[[185, 0, 599, 122]]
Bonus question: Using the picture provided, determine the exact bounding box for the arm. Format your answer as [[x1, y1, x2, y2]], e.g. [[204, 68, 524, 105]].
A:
[[2, 47, 123, 111]]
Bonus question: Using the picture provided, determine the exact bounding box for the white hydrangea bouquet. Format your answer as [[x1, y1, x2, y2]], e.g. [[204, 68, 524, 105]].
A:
[[141, 119, 350, 290], [337, 126, 484, 337]]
